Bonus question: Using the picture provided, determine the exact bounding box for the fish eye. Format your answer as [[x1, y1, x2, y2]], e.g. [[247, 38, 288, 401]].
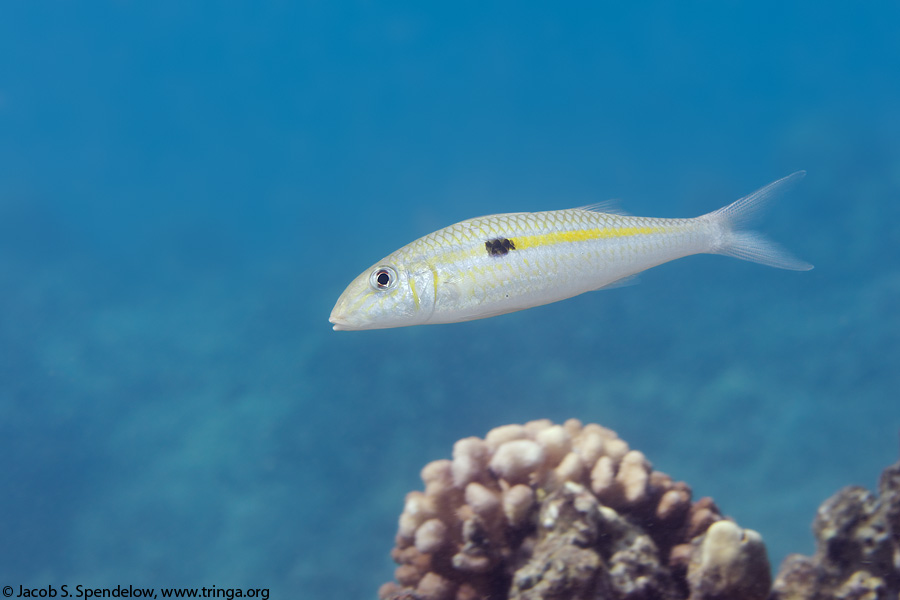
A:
[[370, 266, 398, 291]]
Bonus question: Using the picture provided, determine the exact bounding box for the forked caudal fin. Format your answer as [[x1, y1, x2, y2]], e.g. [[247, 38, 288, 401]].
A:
[[704, 171, 813, 271]]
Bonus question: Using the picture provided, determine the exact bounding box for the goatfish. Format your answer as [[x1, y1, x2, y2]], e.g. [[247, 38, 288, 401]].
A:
[[330, 172, 812, 331]]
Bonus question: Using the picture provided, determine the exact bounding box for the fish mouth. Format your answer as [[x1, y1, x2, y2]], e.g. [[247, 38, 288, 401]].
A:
[[329, 305, 359, 331], [329, 317, 351, 331], [329, 294, 351, 331], [329, 313, 350, 331]]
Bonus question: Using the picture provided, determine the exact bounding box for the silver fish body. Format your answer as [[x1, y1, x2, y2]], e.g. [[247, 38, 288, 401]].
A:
[[330, 172, 812, 331]]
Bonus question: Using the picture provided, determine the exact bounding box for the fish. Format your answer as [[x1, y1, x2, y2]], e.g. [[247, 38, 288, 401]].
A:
[[330, 171, 812, 331]]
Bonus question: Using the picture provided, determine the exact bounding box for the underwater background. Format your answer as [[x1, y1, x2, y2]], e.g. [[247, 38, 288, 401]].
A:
[[1, 2, 899, 598]]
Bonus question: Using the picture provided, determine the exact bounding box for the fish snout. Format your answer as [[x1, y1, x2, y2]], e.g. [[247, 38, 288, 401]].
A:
[[329, 303, 354, 331], [329, 314, 351, 331]]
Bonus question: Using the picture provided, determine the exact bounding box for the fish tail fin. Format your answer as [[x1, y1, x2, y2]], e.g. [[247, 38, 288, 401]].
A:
[[703, 171, 814, 271]]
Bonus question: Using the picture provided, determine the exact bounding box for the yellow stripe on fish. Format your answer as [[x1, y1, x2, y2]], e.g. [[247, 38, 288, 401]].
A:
[[511, 224, 671, 250], [330, 172, 812, 331]]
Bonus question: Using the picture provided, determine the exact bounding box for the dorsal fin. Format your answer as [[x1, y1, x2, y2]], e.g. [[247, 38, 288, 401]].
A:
[[576, 200, 630, 216]]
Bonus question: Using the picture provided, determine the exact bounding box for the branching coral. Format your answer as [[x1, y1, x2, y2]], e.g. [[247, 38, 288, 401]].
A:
[[379, 419, 770, 600]]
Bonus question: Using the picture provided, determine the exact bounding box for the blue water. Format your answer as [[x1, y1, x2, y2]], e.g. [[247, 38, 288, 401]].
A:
[[1, 2, 899, 598]]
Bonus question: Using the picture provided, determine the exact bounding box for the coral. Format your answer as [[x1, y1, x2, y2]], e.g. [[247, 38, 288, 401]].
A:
[[770, 455, 900, 600], [687, 520, 771, 600], [378, 419, 771, 600]]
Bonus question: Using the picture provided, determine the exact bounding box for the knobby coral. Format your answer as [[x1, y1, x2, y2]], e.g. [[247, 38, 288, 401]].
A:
[[770, 454, 900, 600], [379, 419, 770, 600]]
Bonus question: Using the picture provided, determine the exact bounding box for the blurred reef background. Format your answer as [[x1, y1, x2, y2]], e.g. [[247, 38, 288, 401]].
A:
[[1, 2, 899, 598]]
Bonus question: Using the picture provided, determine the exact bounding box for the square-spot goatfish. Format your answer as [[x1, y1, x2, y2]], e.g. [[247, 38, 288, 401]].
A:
[[330, 172, 812, 331]]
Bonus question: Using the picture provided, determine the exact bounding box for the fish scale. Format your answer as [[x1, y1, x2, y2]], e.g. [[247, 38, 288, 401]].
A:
[[330, 172, 812, 331]]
